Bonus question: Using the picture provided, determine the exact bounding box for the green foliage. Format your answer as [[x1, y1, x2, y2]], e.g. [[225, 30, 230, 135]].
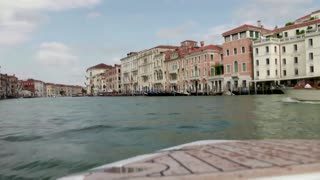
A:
[[285, 22, 294, 26], [214, 64, 224, 75]]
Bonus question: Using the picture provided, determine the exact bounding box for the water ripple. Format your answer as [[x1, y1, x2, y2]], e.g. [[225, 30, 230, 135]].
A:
[[1, 135, 42, 142]]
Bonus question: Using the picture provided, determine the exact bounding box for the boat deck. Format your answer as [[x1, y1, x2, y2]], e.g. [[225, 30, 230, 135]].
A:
[[61, 140, 320, 180]]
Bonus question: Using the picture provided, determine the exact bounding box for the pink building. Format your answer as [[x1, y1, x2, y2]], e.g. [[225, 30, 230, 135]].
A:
[[164, 40, 223, 94], [184, 42, 223, 94], [222, 24, 271, 92], [164, 40, 198, 92]]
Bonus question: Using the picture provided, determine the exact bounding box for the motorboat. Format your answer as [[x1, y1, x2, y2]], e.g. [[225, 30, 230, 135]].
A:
[[283, 80, 320, 101]]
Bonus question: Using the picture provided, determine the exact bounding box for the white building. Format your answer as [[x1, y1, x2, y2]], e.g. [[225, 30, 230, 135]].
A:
[[253, 11, 320, 86], [120, 46, 178, 94], [85, 63, 112, 95]]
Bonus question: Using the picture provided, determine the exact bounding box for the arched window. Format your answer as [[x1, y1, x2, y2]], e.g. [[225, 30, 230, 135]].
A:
[[234, 61, 239, 73]]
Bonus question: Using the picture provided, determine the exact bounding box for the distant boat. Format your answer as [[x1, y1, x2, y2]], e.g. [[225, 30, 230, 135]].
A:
[[283, 88, 320, 101], [144, 91, 190, 96], [283, 81, 320, 101]]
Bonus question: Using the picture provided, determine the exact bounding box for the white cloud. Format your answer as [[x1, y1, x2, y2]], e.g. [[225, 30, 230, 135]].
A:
[[234, 0, 316, 27], [35, 42, 78, 67], [86, 11, 102, 19], [156, 21, 197, 39], [0, 0, 101, 46], [200, 0, 318, 45], [200, 24, 236, 44]]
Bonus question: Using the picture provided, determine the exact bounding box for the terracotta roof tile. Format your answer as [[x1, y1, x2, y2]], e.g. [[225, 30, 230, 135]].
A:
[[269, 19, 320, 34], [87, 63, 112, 71], [223, 24, 271, 37]]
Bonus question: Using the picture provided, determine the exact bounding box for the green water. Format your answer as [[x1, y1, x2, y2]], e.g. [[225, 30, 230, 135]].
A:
[[0, 95, 319, 179]]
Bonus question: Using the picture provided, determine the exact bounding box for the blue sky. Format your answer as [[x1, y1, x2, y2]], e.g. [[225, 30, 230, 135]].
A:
[[0, 0, 319, 85]]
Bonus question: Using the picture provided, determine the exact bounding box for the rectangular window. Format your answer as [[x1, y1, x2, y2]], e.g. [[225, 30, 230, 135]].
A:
[[310, 66, 314, 73], [283, 58, 286, 65], [266, 58, 270, 65], [255, 48, 259, 54], [295, 69, 299, 76], [276, 70, 278, 76], [211, 68, 215, 76], [204, 55, 207, 61], [240, 32, 246, 39], [283, 70, 287, 76], [256, 71, 260, 77], [242, 80, 247, 88], [210, 54, 214, 61], [284, 32, 288, 37], [274, 46, 277, 53], [309, 53, 314, 60], [266, 46, 269, 53], [267, 70, 270, 76], [227, 65, 231, 73], [242, 46, 245, 53], [294, 57, 298, 64], [242, 63, 247, 72], [226, 49, 230, 56], [294, 44, 298, 51], [282, 46, 286, 53], [309, 39, 313, 47], [275, 58, 278, 65], [234, 48, 238, 55], [255, 32, 260, 38], [250, 31, 254, 37], [232, 34, 238, 40], [256, 60, 259, 66]]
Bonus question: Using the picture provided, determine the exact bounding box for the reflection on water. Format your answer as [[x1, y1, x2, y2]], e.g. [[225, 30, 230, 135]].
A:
[[0, 95, 319, 179]]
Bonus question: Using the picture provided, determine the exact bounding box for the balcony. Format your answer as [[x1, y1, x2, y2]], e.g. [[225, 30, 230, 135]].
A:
[[232, 72, 239, 79], [208, 74, 224, 80], [253, 38, 280, 45], [154, 79, 164, 84], [169, 69, 178, 74], [190, 75, 199, 80], [280, 35, 305, 43], [169, 80, 178, 84]]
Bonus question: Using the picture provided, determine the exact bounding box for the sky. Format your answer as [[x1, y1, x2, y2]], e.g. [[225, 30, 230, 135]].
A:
[[0, 0, 319, 86]]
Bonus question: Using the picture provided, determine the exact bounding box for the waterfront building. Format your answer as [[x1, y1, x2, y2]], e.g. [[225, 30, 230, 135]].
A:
[[120, 46, 178, 94], [21, 79, 46, 97], [222, 23, 271, 92], [86, 63, 112, 95], [164, 40, 197, 92], [253, 11, 320, 87], [184, 42, 223, 94], [46, 83, 57, 97], [153, 51, 168, 92], [0, 74, 19, 98], [105, 64, 121, 93]]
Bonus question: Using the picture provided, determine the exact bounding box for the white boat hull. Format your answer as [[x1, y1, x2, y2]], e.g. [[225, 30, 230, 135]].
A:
[[283, 89, 320, 101]]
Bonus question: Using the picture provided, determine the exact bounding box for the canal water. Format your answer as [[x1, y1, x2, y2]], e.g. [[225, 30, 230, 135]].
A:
[[0, 95, 319, 179]]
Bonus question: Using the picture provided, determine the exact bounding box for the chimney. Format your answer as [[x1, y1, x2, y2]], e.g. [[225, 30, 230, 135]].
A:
[[200, 41, 204, 47], [257, 20, 262, 28]]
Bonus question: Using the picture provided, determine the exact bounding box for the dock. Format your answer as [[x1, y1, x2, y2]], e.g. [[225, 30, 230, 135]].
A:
[[60, 140, 320, 180]]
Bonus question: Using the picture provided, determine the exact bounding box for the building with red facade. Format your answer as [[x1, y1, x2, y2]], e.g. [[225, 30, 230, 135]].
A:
[[222, 23, 271, 92], [21, 79, 46, 97]]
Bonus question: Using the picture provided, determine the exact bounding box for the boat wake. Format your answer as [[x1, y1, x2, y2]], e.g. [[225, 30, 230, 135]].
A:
[[282, 97, 320, 104]]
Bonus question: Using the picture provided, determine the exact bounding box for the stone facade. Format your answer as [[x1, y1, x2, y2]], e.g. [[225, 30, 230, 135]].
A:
[[253, 13, 320, 87], [21, 79, 46, 97], [86, 63, 112, 95], [0, 74, 19, 98]]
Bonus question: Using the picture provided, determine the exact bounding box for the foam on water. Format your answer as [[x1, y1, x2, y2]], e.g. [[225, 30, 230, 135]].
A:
[[282, 97, 320, 104]]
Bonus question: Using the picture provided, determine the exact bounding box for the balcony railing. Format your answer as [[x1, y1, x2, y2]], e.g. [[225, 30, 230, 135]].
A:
[[253, 38, 280, 45]]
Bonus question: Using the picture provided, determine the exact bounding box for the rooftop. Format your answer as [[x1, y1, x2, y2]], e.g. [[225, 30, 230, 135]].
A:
[[87, 63, 113, 71], [223, 24, 271, 37]]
